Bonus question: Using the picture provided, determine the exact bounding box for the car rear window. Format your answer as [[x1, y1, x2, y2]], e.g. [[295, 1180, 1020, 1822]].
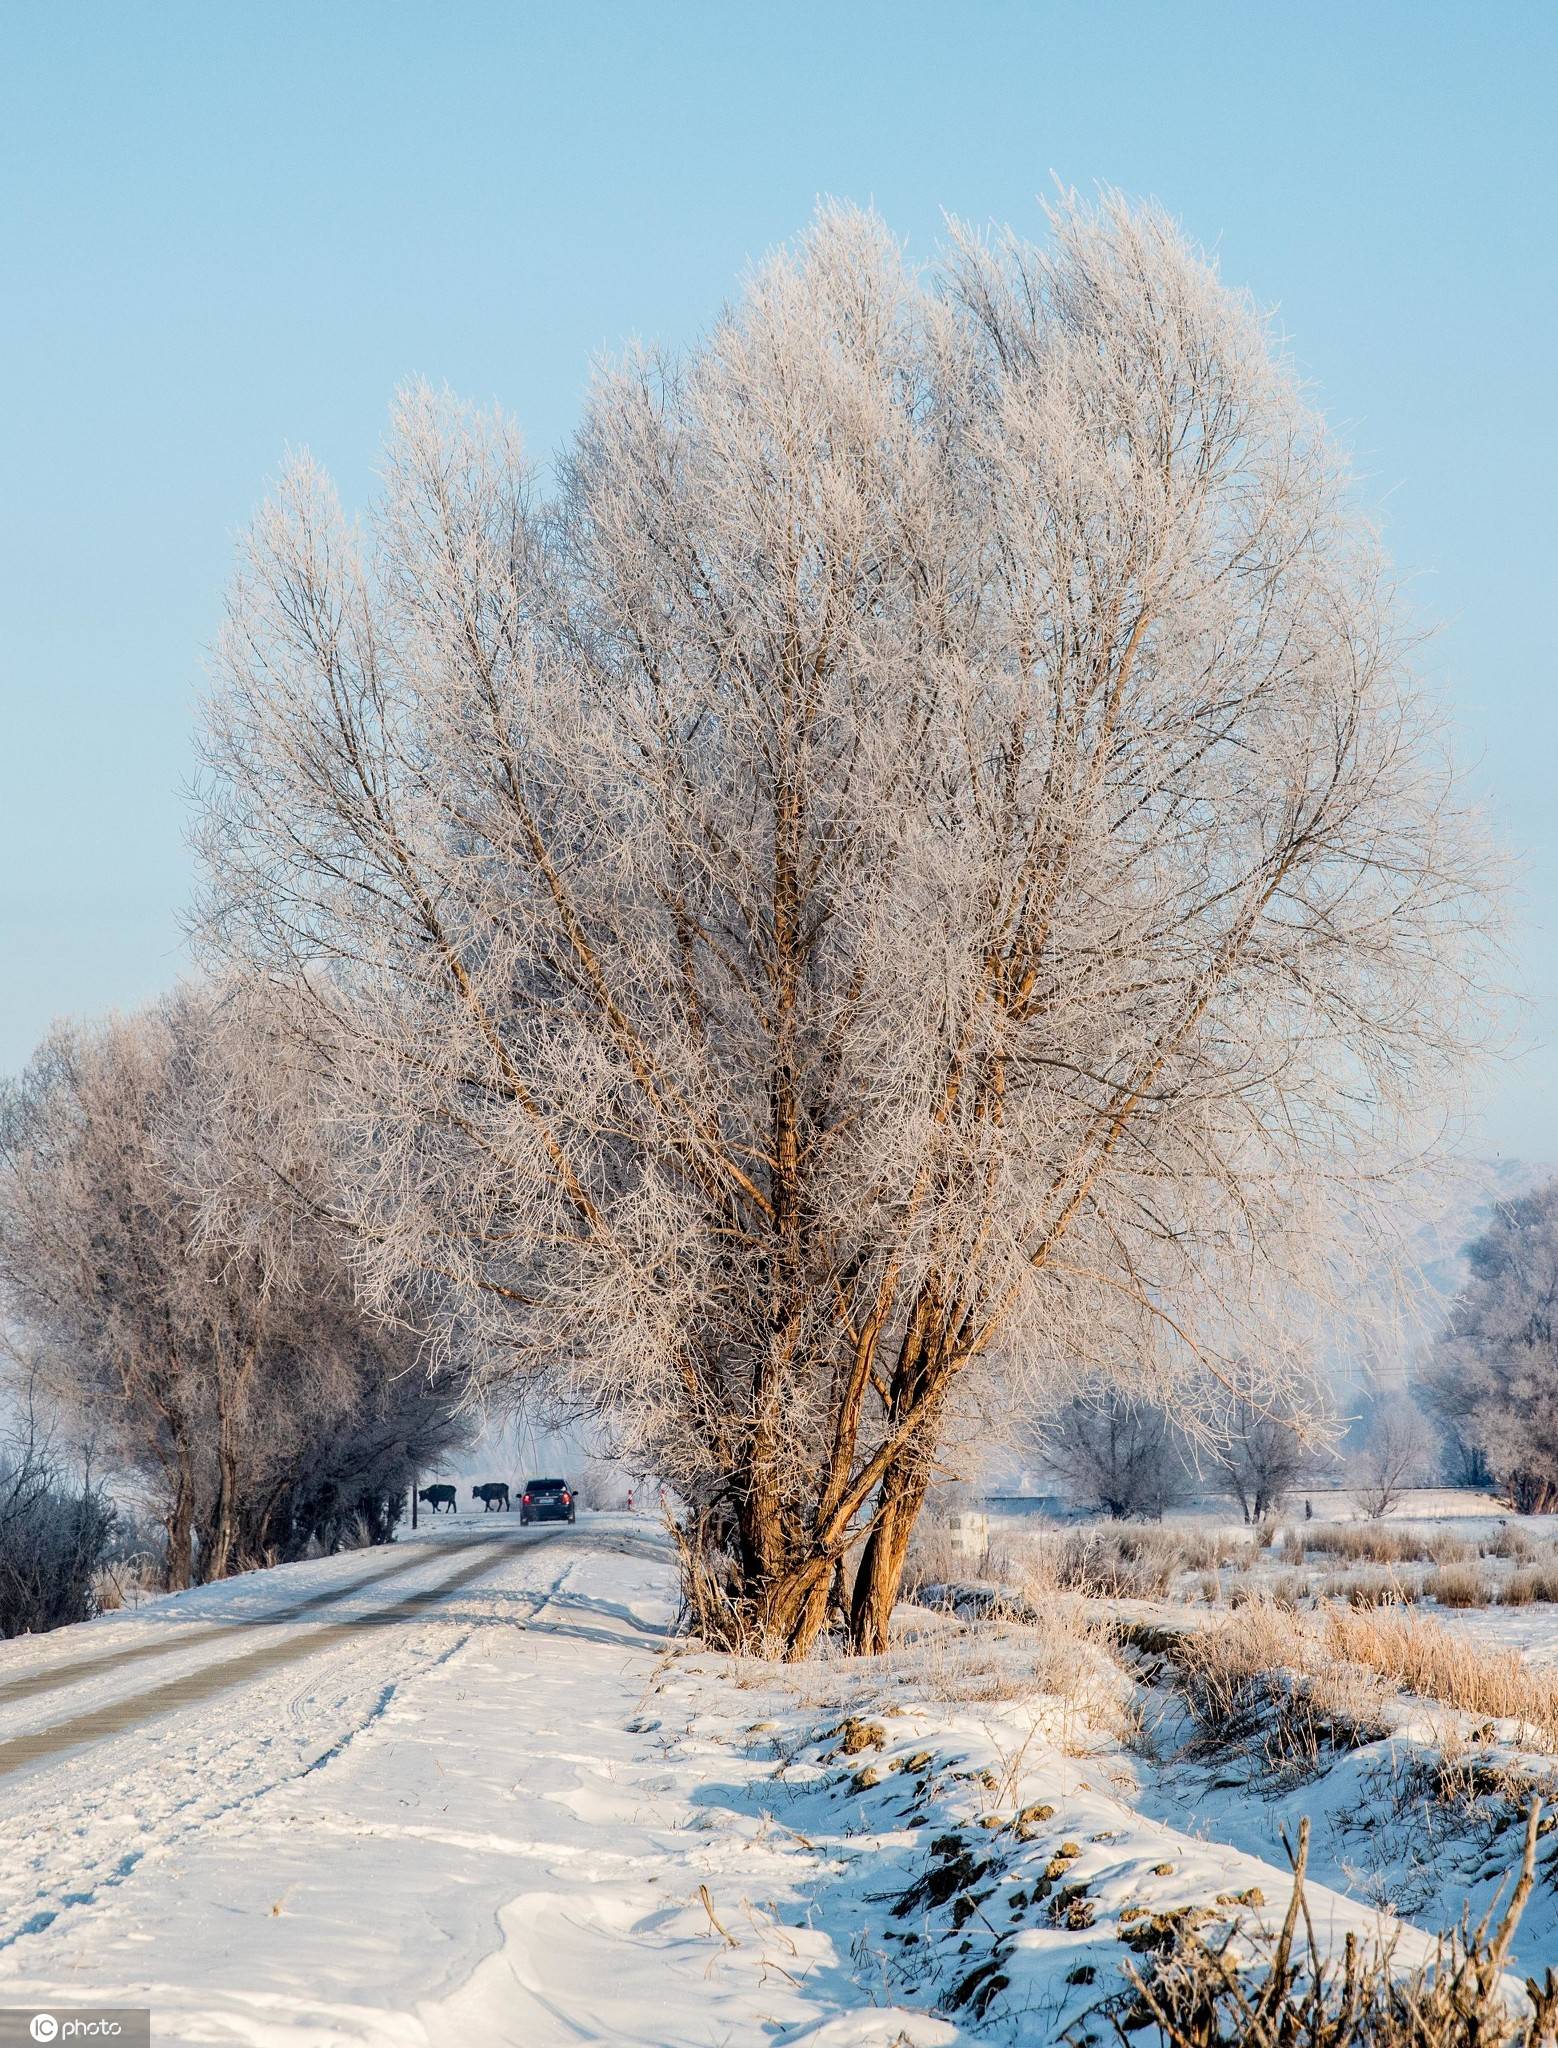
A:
[[527, 1479, 567, 1493]]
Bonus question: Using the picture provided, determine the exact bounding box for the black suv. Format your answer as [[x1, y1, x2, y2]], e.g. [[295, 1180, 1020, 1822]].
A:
[[519, 1478, 576, 1525]]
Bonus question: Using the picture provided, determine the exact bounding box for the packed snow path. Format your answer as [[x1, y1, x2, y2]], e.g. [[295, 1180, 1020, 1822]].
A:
[[0, 1519, 949, 2045]]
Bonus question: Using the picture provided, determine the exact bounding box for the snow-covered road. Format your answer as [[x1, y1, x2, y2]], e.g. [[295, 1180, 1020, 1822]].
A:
[[0, 1519, 949, 2046]]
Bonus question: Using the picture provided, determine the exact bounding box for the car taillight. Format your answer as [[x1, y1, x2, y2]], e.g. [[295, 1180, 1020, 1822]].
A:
[[522, 1493, 531, 1504], [561, 1491, 571, 1504]]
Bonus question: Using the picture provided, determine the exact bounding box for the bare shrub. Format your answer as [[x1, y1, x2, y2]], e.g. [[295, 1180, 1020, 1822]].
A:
[[1102, 1806, 1557, 2048], [1490, 1525, 1534, 1561], [0, 1443, 116, 1638]]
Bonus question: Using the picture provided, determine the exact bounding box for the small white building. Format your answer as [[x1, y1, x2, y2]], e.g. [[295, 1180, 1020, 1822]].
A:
[[945, 1509, 989, 1559]]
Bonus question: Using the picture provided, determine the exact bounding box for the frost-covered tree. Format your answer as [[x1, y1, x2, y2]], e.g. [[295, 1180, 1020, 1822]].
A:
[[1037, 1391, 1186, 1520], [1203, 1388, 1315, 1524], [1426, 1181, 1558, 1512], [1351, 1392, 1435, 1518], [0, 987, 466, 1583], [195, 196, 1495, 1653]]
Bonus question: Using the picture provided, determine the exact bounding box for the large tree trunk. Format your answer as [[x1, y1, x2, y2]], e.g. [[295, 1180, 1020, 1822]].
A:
[[204, 1332, 261, 1581], [761, 1551, 834, 1659], [207, 1471, 238, 1579], [849, 1458, 931, 1654], [164, 1451, 196, 1592], [161, 1417, 198, 1589], [204, 1388, 242, 1581]]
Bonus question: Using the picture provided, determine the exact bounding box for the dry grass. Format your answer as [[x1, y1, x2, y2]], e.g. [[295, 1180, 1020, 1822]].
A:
[[1423, 1563, 1494, 1608], [901, 1527, 983, 1595], [1287, 1523, 1459, 1567], [1502, 1566, 1558, 1606], [752, 1587, 1132, 1737], [910, 1522, 1249, 1605], [1327, 1568, 1417, 1609], [90, 1552, 163, 1613], [1170, 1595, 1558, 1760], [899, 1616, 1129, 1731], [1027, 1526, 1244, 1598], [1229, 1573, 1313, 1612], [1295, 1525, 1490, 1567], [1286, 1520, 1558, 1572], [1318, 1604, 1558, 1747], [1171, 1601, 1392, 1777], [1303, 1523, 1424, 1564], [1267, 1571, 1309, 1611]]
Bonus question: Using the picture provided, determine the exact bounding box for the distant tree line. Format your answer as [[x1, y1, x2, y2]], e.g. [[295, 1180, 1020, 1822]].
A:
[[1038, 1378, 1439, 1524], [1043, 1180, 1558, 1525], [1036, 1382, 1322, 1524]]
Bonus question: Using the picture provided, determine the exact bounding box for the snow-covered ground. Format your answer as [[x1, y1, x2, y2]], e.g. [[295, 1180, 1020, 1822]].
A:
[[0, 1511, 1553, 2044]]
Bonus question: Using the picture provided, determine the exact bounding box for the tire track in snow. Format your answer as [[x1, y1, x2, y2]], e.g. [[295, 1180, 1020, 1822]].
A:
[[0, 1537, 518, 1782], [0, 1536, 498, 1712]]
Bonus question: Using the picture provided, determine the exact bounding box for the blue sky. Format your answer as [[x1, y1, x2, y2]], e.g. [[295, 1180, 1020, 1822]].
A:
[[2, 1, 1554, 1157]]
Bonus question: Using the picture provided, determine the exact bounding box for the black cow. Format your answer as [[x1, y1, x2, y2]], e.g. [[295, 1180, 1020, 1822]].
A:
[[472, 1482, 511, 1512], [418, 1484, 457, 1514]]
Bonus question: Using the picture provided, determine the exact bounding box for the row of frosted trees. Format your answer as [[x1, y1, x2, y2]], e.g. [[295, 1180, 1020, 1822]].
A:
[[0, 989, 471, 1589]]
